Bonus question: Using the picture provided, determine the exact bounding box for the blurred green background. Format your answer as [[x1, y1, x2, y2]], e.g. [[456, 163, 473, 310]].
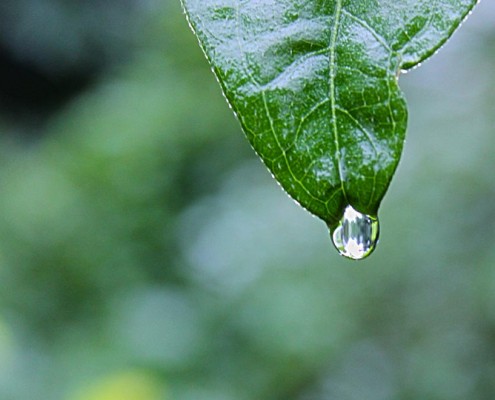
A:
[[0, 1, 494, 399]]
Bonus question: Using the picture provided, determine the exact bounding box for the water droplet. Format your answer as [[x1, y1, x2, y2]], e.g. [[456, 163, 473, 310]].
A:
[[330, 205, 379, 260]]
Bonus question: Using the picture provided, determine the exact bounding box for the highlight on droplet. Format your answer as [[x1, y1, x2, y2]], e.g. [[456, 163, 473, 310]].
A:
[[330, 205, 379, 260]]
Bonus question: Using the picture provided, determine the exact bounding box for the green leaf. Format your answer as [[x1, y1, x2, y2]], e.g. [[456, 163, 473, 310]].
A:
[[182, 0, 478, 227]]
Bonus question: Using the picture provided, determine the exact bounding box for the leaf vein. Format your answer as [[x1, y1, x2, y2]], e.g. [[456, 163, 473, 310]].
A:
[[341, 9, 392, 52], [261, 92, 326, 206], [329, 0, 347, 202]]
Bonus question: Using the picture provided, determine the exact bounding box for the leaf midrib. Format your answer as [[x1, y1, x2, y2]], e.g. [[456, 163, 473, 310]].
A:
[[329, 0, 347, 204]]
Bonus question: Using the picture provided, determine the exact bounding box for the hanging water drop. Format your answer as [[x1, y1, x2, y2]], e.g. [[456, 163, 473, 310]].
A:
[[330, 205, 379, 260]]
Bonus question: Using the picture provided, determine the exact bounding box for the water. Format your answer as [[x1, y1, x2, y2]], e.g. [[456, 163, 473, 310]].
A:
[[331, 205, 379, 260]]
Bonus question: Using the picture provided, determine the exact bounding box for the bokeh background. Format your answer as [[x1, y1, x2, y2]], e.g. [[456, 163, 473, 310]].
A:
[[0, 1, 494, 399]]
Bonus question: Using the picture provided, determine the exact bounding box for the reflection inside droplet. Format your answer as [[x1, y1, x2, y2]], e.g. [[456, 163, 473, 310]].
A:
[[330, 205, 379, 260]]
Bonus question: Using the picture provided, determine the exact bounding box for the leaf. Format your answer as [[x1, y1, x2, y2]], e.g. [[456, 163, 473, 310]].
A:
[[182, 0, 478, 227]]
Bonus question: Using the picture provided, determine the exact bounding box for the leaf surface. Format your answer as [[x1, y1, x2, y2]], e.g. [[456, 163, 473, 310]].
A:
[[182, 0, 478, 226]]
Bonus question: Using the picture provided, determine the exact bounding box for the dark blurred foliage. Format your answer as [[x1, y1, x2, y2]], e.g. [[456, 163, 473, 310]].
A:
[[0, 1, 494, 399]]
